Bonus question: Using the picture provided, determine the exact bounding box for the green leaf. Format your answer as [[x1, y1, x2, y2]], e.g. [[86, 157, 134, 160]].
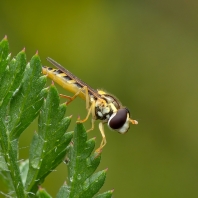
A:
[[19, 159, 29, 186], [94, 190, 114, 198], [0, 37, 47, 197], [0, 145, 14, 192], [57, 122, 112, 198], [80, 169, 107, 198], [0, 36, 9, 80], [25, 85, 73, 195], [68, 123, 101, 197], [8, 53, 47, 140], [0, 146, 8, 172], [56, 182, 70, 198], [0, 48, 26, 112], [36, 187, 52, 198]]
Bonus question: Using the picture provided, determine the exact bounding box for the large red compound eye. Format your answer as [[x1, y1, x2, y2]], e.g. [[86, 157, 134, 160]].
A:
[[108, 108, 128, 129]]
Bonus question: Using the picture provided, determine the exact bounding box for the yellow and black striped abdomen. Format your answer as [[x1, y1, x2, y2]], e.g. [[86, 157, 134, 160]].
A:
[[42, 66, 86, 100]]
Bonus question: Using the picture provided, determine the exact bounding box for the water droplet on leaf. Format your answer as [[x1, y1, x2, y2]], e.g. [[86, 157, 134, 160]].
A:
[[70, 176, 73, 182], [77, 174, 81, 180]]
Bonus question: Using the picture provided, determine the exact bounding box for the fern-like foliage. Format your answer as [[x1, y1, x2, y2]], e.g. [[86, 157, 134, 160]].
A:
[[0, 36, 47, 197], [56, 123, 113, 198], [0, 36, 113, 198]]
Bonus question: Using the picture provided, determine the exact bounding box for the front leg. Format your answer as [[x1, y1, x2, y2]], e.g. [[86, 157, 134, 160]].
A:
[[78, 100, 95, 124], [95, 122, 107, 153]]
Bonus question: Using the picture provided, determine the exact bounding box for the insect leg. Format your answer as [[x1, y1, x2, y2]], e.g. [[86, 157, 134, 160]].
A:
[[95, 122, 106, 152], [59, 94, 73, 100], [60, 86, 89, 106], [84, 85, 90, 111], [86, 101, 96, 132], [86, 118, 95, 132], [78, 101, 94, 123]]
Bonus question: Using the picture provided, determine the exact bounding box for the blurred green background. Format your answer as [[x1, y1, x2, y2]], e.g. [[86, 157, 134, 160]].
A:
[[1, 1, 198, 197]]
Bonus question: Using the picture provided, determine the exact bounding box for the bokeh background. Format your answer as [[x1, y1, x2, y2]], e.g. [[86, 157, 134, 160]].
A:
[[1, 1, 198, 197]]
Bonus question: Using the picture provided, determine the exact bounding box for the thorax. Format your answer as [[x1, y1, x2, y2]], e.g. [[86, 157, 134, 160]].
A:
[[93, 91, 122, 122]]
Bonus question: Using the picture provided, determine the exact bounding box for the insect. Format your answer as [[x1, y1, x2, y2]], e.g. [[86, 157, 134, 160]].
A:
[[42, 57, 138, 151]]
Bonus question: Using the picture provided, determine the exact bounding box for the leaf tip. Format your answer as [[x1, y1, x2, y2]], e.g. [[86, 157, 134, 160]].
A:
[[34, 130, 38, 135], [69, 114, 73, 119], [104, 167, 108, 172], [76, 115, 84, 123], [4, 35, 7, 40], [36, 50, 39, 55], [22, 47, 26, 52]]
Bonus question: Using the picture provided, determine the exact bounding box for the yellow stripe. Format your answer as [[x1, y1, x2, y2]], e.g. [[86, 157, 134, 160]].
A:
[[42, 67, 86, 100]]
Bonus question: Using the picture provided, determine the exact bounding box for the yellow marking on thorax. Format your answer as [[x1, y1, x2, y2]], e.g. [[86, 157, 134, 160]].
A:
[[97, 90, 107, 95], [42, 67, 86, 100]]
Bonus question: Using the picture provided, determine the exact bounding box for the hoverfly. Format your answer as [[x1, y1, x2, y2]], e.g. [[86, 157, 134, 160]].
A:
[[42, 57, 138, 151]]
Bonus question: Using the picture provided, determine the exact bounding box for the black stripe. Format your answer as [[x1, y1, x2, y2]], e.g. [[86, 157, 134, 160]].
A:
[[56, 69, 63, 74], [63, 75, 72, 81]]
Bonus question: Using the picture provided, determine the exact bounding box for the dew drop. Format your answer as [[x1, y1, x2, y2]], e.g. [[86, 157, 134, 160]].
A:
[[5, 116, 11, 123], [70, 176, 73, 182], [86, 158, 92, 167], [77, 174, 81, 180]]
